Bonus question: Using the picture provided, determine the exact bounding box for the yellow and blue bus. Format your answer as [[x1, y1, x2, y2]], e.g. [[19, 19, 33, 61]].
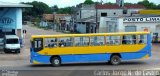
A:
[[30, 32, 151, 66]]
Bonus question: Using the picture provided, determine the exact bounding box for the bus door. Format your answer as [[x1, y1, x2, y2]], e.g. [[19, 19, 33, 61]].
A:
[[32, 38, 43, 52]]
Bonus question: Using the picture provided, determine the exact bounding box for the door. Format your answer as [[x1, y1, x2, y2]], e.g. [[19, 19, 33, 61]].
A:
[[33, 38, 43, 52]]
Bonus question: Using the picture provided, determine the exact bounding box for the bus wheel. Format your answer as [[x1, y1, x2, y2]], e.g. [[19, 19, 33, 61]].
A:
[[110, 55, 121, 65], [51, 57, 61, 67]]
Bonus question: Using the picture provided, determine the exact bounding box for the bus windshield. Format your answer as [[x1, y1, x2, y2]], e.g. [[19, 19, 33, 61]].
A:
[[6, 39, 19, 44]]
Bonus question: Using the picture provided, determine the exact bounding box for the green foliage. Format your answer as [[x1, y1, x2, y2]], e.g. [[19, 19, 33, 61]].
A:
[[21, 0, 160, 19], [84, 0, 94, 4], [124, 2, 133, 5], [157, 4, 160, 9], [57, 7, 72, 14], [104, 2, 115, 5], [138, 0, 158, 9], [51, 5, 59, 13], [32, 17, 41, 23], [22, 1, 52, 17]]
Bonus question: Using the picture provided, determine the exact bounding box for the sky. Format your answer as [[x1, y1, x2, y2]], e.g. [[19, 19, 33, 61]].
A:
[[2, 0, 160, 8]]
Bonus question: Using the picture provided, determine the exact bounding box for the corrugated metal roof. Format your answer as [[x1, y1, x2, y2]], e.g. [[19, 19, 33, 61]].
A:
[[0, 1, 33, 7]]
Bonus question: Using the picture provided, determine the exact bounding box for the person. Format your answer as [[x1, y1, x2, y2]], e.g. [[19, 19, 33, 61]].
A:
[[133, 35, 136, 44], [122, 36, 126, 44], [59, 40, 65, 47]]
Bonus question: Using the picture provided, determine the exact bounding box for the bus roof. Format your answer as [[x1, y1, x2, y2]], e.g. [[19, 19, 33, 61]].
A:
[[31, 32, 150, 39]]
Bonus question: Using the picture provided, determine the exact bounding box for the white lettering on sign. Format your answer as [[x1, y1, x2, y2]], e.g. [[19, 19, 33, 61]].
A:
[[0, 17, 14, 25], [123, 17, 160, 22]]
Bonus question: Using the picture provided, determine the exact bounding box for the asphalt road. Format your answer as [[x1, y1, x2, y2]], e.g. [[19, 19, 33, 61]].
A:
[[0, 25, 160, 76]]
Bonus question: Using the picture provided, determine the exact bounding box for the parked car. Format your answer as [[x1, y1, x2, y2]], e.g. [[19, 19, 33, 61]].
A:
[[4, 35, 21, 53], [0, 38, 4, 50]]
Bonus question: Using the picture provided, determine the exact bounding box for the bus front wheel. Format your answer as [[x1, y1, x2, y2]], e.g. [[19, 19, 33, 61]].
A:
[[110, 55, 121, 65], [51, 57, 61, 67]]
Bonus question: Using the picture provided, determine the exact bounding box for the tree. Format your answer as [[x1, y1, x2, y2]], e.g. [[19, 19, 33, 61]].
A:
[[138, 0, 157, 9], [51, 5, 59, 13], [104, 2, 115, 5], [157, 4, 160, 9], [84, 0, 94, 4], [57, 7, 72, 14], [124, 2, 133, 5], [22, 1, 52, 17]]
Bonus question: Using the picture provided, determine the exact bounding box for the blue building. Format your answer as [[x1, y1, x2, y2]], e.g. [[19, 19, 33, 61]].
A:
[[0, 2, 32, 38]]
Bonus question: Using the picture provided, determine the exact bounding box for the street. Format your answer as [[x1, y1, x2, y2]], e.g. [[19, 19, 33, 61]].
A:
[[0, 25, 160, 76]]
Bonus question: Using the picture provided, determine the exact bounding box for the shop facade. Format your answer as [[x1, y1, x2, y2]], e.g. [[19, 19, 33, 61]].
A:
[[99, 16, 160, 42]]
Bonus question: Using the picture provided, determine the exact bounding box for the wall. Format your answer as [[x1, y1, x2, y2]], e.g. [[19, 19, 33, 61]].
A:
[[40, 21, 48, 27], [123, 22, 159, 35], [76, 9, 95, 19], [0, 8, 22, 37], [98, 9, 123, 17], [99, 17, 109, 33], [100, 16, 160, 37], [76, 23, 86, 33], [0, 8, 16, 29]]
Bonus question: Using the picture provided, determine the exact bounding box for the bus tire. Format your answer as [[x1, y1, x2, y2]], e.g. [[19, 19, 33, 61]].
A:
[[51, 57, 61, 67], [110, 55, 121, 65]]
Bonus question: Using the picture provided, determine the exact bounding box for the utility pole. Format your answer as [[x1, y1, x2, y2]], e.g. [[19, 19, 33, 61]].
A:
[[96, 0, 98, 33]]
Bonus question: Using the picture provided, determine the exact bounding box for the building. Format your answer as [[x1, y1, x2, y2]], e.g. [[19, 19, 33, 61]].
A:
[[54, 14, 71, 32], [76, 16, 99, 33], [40, 14, 71, 31], [75, 4, 145, 19], [99, 15, 160, 42], [75, 4, 145, 33], [75, 4, 96, 19], [40, 14, 54, 28], [0, 2, 32, 38]]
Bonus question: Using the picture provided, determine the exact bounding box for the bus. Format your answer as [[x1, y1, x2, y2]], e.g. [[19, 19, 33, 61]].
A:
[[30, 32, 151, 66]]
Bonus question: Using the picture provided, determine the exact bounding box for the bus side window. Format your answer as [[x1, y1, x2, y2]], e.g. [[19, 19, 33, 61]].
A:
[[106, 36, 120, 45], [44, 38, 57, 48], [138, 35, 147, 44], [75, 37, 89, 46], [90, 36, 105, 46], [122, 35, 136, 44], [59, 37, 73, 47]]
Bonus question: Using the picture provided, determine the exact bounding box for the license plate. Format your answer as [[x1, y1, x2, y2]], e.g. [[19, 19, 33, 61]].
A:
[[12, 50, 15, 52]]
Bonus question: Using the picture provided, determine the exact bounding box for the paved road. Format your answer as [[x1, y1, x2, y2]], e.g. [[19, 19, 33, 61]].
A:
[[0, 25, 160, 76]]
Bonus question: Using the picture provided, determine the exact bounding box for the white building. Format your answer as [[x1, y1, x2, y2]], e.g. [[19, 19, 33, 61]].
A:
[[0, 2, 32, 38], [99, 15, 160, 42], [75, 4, 145, 33], [75, 4, 145, 20]]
